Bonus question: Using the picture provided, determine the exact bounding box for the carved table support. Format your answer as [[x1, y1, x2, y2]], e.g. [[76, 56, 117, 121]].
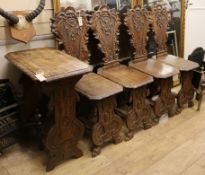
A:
[[124, 87, 154, 140], [91, 96, 122, 157], [44, 76, 84, 171], [153, 77, 176, 120], [177, 71, 195, 110]]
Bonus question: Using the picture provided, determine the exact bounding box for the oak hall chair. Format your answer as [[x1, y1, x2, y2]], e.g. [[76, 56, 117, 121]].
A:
[[152, 5, 199, 110], [91, 5, 154, 140], [51, 7, 124, 157], [124, 6, 179, 120]]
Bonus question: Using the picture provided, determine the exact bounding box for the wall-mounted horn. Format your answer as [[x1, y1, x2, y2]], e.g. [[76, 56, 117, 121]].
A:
[[0, 0, 46, 43]]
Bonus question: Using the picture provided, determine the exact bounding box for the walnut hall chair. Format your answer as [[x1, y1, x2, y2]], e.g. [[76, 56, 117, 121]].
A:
[[92, 5, 154, 140], [52, 7, 124, 157], [151, 5, 199, 111], [124, 6, 179, 120]]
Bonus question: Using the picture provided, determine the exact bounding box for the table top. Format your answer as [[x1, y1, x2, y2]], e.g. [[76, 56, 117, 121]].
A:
[[5, 48, 91, 82], [130, 59, 179, 79], [158, 54, 199, 71]]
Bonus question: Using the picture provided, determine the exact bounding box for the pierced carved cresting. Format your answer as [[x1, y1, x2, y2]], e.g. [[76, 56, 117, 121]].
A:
[[153, 78, 176, 119], [152, 5, 169, 55], [51, 7, 89, 61], [91, 5, 120, 65], [91, 96, 122, 157], [177, 71, 195, 109], [125, 7, 149, 60], [44, 77, 84, 171]]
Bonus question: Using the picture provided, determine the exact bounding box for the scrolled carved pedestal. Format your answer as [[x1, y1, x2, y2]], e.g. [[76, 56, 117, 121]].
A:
[[177, 71, 195, 110], [117, 86, 154, 140], [91, 96, 122, 157], [153, 78, 176, 120], [44, 77, 84, 171]]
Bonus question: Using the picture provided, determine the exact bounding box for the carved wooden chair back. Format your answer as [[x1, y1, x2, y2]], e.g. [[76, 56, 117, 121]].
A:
[[91, 5, 120, 67], [151, 5, 169, 56], [51, 7, 89, 62], [124, 6, 150, 62]]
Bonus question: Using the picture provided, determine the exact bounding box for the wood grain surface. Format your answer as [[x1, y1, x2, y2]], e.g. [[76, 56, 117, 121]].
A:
[[158, 55, 199, 71], [130, 59, 179, 79], [5, 48, 91, 82]]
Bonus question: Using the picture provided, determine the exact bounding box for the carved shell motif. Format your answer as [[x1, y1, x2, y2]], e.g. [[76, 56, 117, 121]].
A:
[[91, 5, 120, 64], [51, 7, 89, 62], [125, 7, 149, 59], [152, 5, 169, 54]]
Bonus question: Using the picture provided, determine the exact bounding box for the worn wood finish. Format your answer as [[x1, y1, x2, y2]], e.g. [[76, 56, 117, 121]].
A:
[[151, 5, 169, 56], [98, 64, 153, 88], [124, 6, 179, 119], [52, 6, 124, 156], [152, 5, 199, 110], [91, 96, 123, 157], [124, 6, 149, 61], [51, 7, 89, 62], [92, 5, 154, 138], [158, 55, 199, 71], [76, 73, 122, 100], [5, 48, 90, 82], [6, 48, 91, 171], [130, 59, 179, 79], [45, 76, 84, 171]]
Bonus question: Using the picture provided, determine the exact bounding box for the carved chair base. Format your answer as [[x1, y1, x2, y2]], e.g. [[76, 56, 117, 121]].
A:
[[116, 86, 154, 141], [177, 71, 195, 110], [152, 78, 176, 120], [83, 96, 123, 157]]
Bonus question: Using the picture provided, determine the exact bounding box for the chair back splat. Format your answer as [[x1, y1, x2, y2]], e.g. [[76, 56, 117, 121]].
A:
[[152, 5, 169, 56], [51, 7, 89, 62], [91, 5, 120, 67], [124, 6, 150, 62]]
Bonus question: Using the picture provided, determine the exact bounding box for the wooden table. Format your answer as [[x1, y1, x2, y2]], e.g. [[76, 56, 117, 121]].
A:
[[130, 59, 179, 118], [5, 48, 91, 171], [158, 55, 199, 109]]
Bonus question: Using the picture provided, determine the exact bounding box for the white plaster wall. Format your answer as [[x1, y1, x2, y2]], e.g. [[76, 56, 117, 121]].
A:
[[0, 0, 55, 90], [184, 0, 205, 58]]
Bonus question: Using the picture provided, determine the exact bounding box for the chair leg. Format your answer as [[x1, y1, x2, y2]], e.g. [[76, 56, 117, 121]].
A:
[[177, 71, 195, 110], [153, 78, 176, 118], [118, 87, 154, 141], [91, 96, 123, 157]]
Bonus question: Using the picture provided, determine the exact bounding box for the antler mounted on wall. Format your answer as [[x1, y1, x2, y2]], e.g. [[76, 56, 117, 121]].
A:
[[0, 0, 46, 43]]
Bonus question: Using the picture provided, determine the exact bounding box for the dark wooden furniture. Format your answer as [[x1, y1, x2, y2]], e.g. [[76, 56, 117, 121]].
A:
[[90, 5, 154, 140], [5, 48, 91, 171], [0, 79, 19, 152], [151, 5, 199, 110], [52, 7, 123, 157], [124, 6, 179, 120]]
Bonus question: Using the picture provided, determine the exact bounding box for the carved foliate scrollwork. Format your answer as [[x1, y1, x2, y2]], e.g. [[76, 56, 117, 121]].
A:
[[91, 5, 120, 65], [153, 78, 176, 119], [91, 96, 122, 156], [51, 7, 89, 62], [125, 7, 150, 60], [152, 5, 169, 55]]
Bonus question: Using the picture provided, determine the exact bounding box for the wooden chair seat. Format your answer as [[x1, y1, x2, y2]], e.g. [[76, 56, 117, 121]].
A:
[[98, 64, 153, 89], [76, 73, 123, 100], [158, 55, 199, 71], [130, 59, 179, 79]]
